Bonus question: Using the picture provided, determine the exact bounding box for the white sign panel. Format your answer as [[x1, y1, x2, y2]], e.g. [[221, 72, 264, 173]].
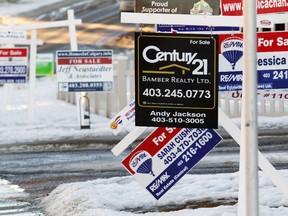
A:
[[0, 30, 26, 40], [109, 100, 135, 135], [56, 50, 113, 92]]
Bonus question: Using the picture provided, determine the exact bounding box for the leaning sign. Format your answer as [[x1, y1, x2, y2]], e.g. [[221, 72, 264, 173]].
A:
[[122, 127, 223, 200], [56, 50, 113, 92], [109, 100, 135, 135], [0, 48, 28, 84], [135, 32, 218, 128]]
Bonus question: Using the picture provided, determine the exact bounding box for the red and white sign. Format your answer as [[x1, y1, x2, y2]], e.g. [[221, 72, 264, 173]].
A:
[[219, 31, 288, 72], [0, 48, 27, 57], [221, 0, 288, 16], [109, 100, 135, 135], [122, 127, 222, 199], [56, 50, 113, 92], [0, 48, 28, 84], [219, 32, 288, 91]]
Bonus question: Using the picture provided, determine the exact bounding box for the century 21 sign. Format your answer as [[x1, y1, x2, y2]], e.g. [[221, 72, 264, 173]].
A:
[[135, 32, 219, 128]]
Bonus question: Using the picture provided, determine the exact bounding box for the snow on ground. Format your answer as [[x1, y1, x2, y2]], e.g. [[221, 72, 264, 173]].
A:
[[0, 178, 27, 199], [0, 78, 287, 216], [0, 78, 112, 147], [41, 171, 288, 216]]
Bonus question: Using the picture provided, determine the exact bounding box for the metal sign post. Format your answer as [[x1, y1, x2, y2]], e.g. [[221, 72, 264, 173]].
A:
[[239, 0, 259, 215], [79, 93, 91, 130]]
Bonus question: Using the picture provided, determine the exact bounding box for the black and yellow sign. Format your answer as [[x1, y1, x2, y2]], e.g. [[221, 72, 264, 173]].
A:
[[135, 32, 219, 128]]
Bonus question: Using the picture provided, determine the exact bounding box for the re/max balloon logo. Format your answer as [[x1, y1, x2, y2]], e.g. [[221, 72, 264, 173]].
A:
[[129, 151, 155, 176], [221, 37, 243, 70], [221, 37, 243, 50]]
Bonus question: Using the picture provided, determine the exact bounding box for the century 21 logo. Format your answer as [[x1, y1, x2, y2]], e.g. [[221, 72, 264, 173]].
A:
[[142, 45, 208, 75]]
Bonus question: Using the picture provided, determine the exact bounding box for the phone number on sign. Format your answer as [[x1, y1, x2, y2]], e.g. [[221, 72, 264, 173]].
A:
[[157, 128, 212, 165], [142, 88, 211, 99], [152, 117, 204, 124], [68, 82, 103, 89], [0, 66, 27, 74]]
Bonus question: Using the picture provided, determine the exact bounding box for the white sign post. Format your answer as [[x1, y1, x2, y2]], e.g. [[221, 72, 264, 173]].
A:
[[0, 28, 43, 125], [239, 1, 259, 215], [0, 10, 82, 126], [28, 30, 43, 125], [67, 10, 82, 127]]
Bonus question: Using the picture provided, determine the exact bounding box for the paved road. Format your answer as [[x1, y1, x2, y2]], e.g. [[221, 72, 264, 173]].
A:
[[0, 131, 287, 215]]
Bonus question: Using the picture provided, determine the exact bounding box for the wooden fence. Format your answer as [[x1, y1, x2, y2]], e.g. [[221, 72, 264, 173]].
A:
[[57, 52, 288, 118]]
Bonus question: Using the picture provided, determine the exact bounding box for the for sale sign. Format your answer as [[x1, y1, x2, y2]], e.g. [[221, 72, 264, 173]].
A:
[[109, 100, 135, 135], [56, 50, 113, 92], [122, 127, 223, 200], [219, 32, 288, 91], [0, 48, 28, 84], [135, 32, 218, 128], [221, 0, 288, 16]]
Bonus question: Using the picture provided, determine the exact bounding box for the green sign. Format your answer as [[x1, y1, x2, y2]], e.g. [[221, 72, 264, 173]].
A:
[[36, 53, 54, 77]]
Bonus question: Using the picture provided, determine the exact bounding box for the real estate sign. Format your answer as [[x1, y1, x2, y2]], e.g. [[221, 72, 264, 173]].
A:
[[36, 53, 54, 77], [109, 100, 135, 135], [219, 32, 288, 91], [135, 32, 218, 128], [56, 50, 113, 92], [122, 127, 223, 200], [0, 48, 28, 84]]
